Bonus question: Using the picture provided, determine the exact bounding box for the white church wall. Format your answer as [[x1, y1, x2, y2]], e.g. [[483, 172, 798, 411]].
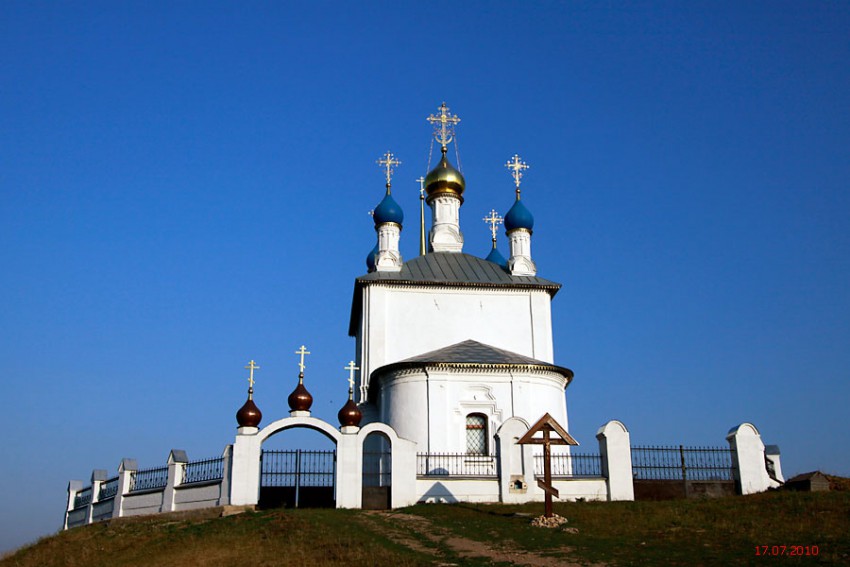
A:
[[379, 366, 569, 456], [379, 370, 429, 450], [357, 285, 556, 396]]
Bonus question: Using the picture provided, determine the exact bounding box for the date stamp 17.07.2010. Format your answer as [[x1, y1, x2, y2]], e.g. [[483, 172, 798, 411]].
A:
[[755, 545, 819, 557]]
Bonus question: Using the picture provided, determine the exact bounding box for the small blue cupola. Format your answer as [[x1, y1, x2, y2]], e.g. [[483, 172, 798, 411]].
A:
[[504, 196, 534, 232], [485, 246, 507, 268], [365, 242, 378, 272], [374, 191, 404, 226]]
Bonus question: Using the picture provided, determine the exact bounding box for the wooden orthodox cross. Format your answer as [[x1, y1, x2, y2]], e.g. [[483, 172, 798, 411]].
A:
[[516, 413, 578, 518]]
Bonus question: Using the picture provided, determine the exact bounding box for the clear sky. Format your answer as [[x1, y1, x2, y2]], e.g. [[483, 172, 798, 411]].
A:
[[2, 0, 849, 554]]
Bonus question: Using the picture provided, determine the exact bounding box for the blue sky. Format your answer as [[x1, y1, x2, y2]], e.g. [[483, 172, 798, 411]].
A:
[[2, 0, 849, 553]]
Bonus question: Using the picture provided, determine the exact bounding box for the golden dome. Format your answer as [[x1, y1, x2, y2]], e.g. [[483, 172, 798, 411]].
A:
[[425, 150, 465, 203]]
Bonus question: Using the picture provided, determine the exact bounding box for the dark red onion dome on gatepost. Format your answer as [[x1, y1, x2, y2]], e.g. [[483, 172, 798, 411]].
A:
[[338, 360, 362, 427], [288, 345, 314, 413], [288, 372, 314, 412], [236, 359, 262, 428], [338, 395, 362, 427], [236, 397, 262, 428]]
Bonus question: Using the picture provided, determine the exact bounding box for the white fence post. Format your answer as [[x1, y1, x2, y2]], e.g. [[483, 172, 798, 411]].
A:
[[596, 420, 634, 501], [219, 445, 233, 506], [726, 423, 775, 494], [64, 480, 83, 530], [230, 428, 262, 506], [163, 450, 189, 512], [112, 458, 137, 519], [87, 469, 107, 524]]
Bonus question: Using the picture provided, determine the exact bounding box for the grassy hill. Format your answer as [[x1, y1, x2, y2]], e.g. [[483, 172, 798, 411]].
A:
[[3, 490, 848, 566]]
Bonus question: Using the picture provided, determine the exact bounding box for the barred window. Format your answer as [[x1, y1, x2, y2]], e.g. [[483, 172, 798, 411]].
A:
[[466, 414, 487, 455]]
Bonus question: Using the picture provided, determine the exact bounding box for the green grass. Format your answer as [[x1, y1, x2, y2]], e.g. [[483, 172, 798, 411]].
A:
[[406, 491, 850, 565], [3, 491, 848, 566]]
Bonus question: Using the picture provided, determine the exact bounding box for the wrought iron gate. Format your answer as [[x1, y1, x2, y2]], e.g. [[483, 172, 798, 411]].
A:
[[260, 449, 336, 508], [362, 450, 391, 509]]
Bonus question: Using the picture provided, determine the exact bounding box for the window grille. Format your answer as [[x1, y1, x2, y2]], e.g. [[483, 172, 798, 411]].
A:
[[466, 414, 487, 455]]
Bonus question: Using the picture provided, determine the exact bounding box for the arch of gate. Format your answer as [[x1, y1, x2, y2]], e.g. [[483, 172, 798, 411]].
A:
[[357, 423, 418, 508], [258, 416, 342, 445], [230, 416, 347, 507]]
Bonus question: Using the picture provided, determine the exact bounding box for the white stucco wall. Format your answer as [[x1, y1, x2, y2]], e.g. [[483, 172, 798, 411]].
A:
[[379, 367, 568, 455], [356, 285, 556, 399], [174, 482, 223, 511], [121, 491, 164, 517]]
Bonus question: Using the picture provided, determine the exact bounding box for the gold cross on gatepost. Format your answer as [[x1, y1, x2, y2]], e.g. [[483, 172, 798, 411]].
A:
[[483, 209, 504, 244], [295, 345, 311, 374], [376, 151, 401, 189], [427, 102, 461, 149], [244, 360, 260, 390], [344, 361, 359, 392], [505, 154, 530, 194]]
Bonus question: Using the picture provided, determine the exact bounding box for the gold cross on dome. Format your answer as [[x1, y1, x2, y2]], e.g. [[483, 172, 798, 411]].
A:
[[294, 345, 311, 373], [377, 151, 401, 187], [505, 154, 530, 190], [416, 176, 425, 197], [427, 102, 461, 148], [244, 360, 260, 389], [483, 209, 504, 242], [344, 361, 359, 391]]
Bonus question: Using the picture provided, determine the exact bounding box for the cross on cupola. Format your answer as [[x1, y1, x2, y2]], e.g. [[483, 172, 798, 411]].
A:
[[244, 360, 260, 392], [427, 102, 461, 150], [505, 154, 530, 197], [295, 345, 311, 374], [483, 209, 504, 246], [344, 361, 359, 397], [377, 151, 401, 190]]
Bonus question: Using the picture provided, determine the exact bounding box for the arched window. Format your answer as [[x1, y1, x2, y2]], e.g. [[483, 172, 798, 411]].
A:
[[466, 414, 487, 455]]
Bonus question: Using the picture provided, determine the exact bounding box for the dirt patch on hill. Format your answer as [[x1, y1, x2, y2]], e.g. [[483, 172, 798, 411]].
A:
[[359, 510, 604, 567]]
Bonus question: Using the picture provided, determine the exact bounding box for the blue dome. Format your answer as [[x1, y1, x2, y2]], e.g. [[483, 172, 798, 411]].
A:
[[504, 197, 534, 232], [373, 192, 404, 225], [365, 243, 378, 271], [485, 246, 507, 268]]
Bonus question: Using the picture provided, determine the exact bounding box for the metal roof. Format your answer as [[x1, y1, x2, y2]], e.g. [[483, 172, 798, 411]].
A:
[[371, 339, 574, 381], [349, 252, 561, 336], [356, 252, 561, 288]]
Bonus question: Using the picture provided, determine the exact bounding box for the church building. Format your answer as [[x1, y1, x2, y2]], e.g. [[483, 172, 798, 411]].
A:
[[352, 103, 574, 458]]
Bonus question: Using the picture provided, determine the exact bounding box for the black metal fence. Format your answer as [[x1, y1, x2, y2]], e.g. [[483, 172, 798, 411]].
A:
[[363, 451, 391, 487], [417, 453, 498, 477], [182, 456, 224, 485], [130, 465, 169, 492], [261, 449, 336, 487], [98, 477, 119, 500], [534, 453, 604, 478], [73, 486, 92, 509], [631, 445, 735, 481]]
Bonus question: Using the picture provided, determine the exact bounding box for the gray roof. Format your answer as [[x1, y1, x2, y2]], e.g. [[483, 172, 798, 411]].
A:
[[357, 252, 561, 289], [349, 252, 561, 336], [371, 339, 574, 381]]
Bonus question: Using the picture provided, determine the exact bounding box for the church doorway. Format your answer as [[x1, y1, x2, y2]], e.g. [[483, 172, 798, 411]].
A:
[[258, 427, 336, 509], [362, 432, 391, 509]]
